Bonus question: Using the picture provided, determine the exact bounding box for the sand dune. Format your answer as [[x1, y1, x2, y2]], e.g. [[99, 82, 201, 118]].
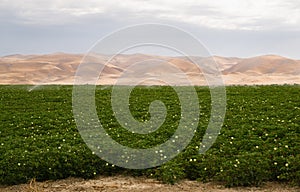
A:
[[223, 55, 300, 75], [0, 53, 299, 85]]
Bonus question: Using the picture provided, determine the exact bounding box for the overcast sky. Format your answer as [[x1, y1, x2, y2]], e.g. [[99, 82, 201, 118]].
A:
[[1, 0, 300, 58]]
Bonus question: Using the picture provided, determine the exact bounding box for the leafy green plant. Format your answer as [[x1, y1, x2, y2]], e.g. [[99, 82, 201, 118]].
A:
[[0, 85, 299, 187]]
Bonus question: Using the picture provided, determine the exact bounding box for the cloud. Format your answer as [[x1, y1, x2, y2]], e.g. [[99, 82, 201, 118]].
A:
[[1, 0, 300, 30], [1, 0, 300, 58]]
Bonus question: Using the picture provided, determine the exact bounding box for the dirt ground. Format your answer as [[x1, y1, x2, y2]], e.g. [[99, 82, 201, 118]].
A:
[[0, 176, 299, 192]]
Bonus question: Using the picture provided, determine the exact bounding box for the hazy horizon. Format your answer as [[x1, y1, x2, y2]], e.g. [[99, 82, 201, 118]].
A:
[[1, 52, 299, 60]]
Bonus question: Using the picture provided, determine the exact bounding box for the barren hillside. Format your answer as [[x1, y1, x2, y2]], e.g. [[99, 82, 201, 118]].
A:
[[0, 53, 299, 85]]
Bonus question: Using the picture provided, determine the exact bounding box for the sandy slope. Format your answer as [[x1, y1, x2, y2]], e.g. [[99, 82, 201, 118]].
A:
[[0, 53, 299, 85], [223, 55, 300, 75]]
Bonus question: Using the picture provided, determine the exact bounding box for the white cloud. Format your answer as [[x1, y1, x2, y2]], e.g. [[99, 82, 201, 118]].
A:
[[1, 0, 300, 30]]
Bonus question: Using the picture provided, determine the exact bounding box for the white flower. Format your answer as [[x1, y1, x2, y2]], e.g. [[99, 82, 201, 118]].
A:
[[285, 163, 289, 167]]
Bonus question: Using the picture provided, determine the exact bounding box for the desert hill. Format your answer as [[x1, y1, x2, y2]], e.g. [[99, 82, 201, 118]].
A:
[[223, 55, 300, 75], [0, 53, 299, 85]]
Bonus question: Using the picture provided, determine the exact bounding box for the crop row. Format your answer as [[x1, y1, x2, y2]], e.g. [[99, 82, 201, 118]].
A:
[[0, 85, 299, 186]]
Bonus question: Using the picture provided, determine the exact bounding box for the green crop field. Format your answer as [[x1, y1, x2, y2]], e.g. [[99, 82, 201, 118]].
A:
[[0, 85, 299, 187]]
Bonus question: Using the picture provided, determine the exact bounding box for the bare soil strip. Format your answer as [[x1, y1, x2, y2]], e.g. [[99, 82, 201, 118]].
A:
[[1, 176, 299, 192]]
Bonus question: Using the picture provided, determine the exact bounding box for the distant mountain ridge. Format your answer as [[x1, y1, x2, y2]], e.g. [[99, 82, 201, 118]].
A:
[[0, 53, 299, 85]]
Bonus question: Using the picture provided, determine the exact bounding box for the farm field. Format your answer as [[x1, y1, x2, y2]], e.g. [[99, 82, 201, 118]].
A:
[[0, 85, 299, 188]]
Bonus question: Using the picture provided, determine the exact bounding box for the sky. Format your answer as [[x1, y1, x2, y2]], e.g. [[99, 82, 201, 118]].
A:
[[1, 0, 300, 58]]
